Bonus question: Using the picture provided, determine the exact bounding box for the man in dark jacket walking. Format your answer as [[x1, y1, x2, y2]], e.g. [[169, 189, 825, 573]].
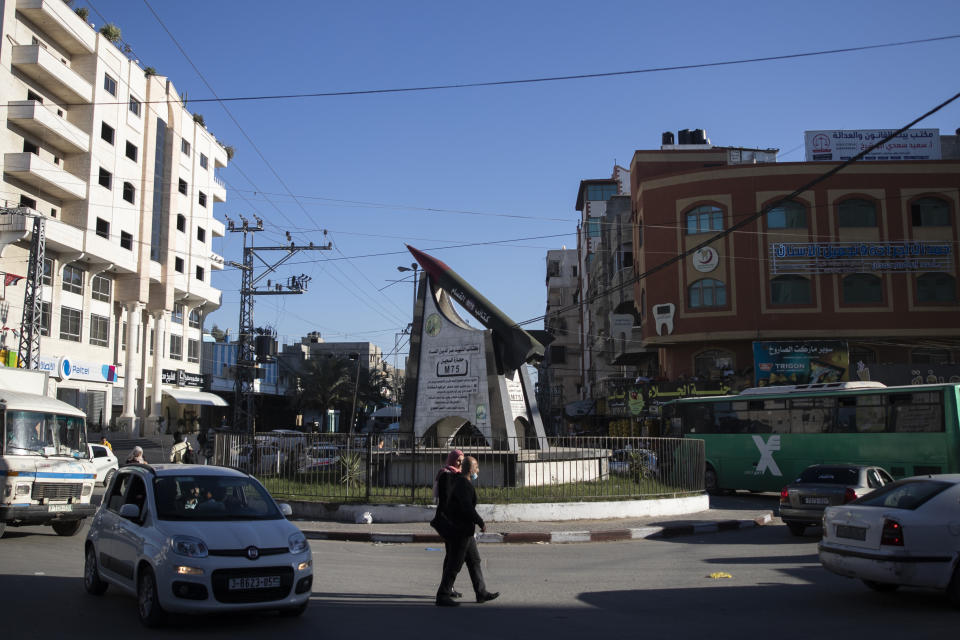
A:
[[436, 456, 499, 607]]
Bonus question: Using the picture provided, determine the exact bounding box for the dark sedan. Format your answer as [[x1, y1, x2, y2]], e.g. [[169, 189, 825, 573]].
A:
[[779, 464, 894, 536]]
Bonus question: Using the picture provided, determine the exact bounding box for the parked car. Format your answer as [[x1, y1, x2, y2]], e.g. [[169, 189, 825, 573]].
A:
[[88, 443, 119, 487], [83, 464, 312, 626], [780, 464, 893, 536], [298, 445, 342, 473], [819, 474, 960, 604], [610, 447, 658, 478]]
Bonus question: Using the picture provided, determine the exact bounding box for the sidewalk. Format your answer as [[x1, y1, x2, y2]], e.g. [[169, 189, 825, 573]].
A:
[[293, 508, 776, 544]]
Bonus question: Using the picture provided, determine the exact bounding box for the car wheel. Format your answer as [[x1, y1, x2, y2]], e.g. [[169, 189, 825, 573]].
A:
[[52, 520, 84, 536], [863, 579, 900, 593], [786, 522, 806, 537], [103, 469, 115, 488], [84, 544, 108, 595], [137, 566, 166, 628], [279, 600, 309, 617]]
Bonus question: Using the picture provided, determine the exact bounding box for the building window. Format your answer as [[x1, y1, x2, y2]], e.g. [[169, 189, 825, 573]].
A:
[[95, 218, 109, 239], [89, 314, 110, 347], [196, 266, 205, 282], [189, 308, 201, 328], [198, 191, 207, 208], [122, 182, 135, 204], [92, 274, 111, 302], [120, 231, 133, 250], [175, 257, 184, 273], [767, 200, 807, 229], [125, 141, 138, 161], [42, 258, 52, 286], [19, 195, 37, 210], [587, 218, 601, 238], [181, 139, 191, 156], [188, 339, 200, 364], [197, 227, 206, 243], [770, 275, 812, 305], [98, 167, 112, 189], [172, 303, 184, 324], [39, 302, 51, 336], [911, 348, 951, 365], [101, 122, 114, 145], [838, 198, 877, 227], [911, 197, 950, 227], [150, 329, 154, 356], [842, 274, 883, 304], [62, 264, 83, 294], [586, 183, 617, 201], [170, 334, 183, 360], [917, 272, 956, 303], [199, 153, 208, 169], [686, 205, 723, 234], [59, 307, 81, 342], [549, 345, 567, 364], [694, 349, 734, 379], [688, 278, 726, 308], [177, 214, 186, 232], [121, 321, 127, 351], [103, 74, 117, 96], [178, 179, 188, 195], [129, 96, 141, 116]]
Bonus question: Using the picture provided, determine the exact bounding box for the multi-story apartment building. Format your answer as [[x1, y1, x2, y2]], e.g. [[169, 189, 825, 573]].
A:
[[537, 248, 579, 435], [0, 1, 228, 433], [630, 128, 960, 382]]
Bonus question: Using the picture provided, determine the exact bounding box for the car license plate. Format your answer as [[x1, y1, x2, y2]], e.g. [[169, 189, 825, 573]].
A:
[[48, 503, 72, 513], [836, 525, 866, 541], [801, 497, 829, 505], [228, 576, 281, 590]]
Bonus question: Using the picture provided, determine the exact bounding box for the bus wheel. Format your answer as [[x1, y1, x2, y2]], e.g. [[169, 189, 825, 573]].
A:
[[52, 520, 84, 536], [704, 465, 721, 495]]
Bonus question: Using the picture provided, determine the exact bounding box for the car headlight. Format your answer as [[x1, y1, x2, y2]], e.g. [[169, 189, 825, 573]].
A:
[[16, 483, 30, 496], [172, 535, 209, 558], [288, 532, 309, 554]]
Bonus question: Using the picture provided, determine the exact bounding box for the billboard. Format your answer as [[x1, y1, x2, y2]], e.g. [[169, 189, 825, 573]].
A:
[[804, 129, 940, 162], [753, 341, 849, 387], [769, 241, 952, 274]]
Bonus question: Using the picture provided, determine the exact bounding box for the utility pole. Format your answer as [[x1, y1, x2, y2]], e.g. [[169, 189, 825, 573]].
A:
[[226, 215, 331, 434], [0, 206, 45, 370]]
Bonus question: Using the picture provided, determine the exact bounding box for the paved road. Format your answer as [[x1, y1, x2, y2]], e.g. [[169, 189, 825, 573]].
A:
[[0, 515, 953, 639]]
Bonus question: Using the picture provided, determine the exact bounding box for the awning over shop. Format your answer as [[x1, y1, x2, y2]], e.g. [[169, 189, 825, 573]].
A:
[[163, 388, 228, 406]]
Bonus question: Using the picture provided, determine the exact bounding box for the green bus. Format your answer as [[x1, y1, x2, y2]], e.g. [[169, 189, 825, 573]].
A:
[[663, 381, 959, 493]]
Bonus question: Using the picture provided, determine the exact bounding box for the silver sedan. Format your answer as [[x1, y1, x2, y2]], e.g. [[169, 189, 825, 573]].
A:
[[779, 464, 893, 536]]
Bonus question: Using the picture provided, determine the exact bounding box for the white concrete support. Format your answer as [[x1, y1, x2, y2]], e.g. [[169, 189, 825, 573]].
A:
[[120, 302, 142, 434], [150, 310, 167, 423]]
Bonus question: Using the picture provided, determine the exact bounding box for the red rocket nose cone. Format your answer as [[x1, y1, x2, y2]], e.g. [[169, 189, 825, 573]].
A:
[[406, 245, 450, 276]]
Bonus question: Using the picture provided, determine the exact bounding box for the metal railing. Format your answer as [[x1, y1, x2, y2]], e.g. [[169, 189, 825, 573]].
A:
[[212, 433, 704, 504]]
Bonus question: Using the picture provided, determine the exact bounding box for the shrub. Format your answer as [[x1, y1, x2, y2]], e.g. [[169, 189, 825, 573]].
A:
[[99, 23, 121, 43]]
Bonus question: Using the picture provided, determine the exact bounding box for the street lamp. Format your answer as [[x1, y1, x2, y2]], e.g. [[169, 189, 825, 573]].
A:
[[348, 353, 362, 435], [396, 263, 418, 310]]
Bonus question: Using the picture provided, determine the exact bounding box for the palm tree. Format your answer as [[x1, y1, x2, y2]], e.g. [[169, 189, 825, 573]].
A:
[[293, 356, 354, 432], [353, 365, 392, 431]]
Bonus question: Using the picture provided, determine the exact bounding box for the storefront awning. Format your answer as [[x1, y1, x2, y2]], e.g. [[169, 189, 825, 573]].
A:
[[163, 388, 229, 406]]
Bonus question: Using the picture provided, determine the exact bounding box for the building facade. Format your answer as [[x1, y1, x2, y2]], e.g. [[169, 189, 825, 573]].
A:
[[0, 1, 228, 432], [537, 248, 579, 434], [630, 130, 960, 383]]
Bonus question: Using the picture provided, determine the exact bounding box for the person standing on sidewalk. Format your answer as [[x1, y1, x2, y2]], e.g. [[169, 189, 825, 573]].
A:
[[433, 449, 463, 502], [436, 456, 499, 607]]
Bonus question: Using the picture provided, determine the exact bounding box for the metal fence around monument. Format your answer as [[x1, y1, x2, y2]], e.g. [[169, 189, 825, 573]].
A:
[[212, 433, 704, 504]]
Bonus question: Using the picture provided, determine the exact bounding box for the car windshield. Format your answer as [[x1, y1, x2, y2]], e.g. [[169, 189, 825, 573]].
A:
[[3, 410, 88, 458], [851, 479, 953, 510], [154, 475, 282, 521], [798, 466, 859, 484]]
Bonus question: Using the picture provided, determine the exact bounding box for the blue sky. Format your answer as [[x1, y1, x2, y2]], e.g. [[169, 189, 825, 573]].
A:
[[83, 0, 960, 359]]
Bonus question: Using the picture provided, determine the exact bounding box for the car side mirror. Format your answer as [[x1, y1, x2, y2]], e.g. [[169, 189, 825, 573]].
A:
[[119, 503, 141, 520], [278, 503, 293, 518]]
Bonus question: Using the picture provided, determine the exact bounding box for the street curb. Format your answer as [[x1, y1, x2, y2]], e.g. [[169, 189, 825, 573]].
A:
[[300, 511, 774, 544]]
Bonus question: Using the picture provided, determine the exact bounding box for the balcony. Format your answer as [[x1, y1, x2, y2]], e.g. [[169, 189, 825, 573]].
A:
[[209, 218, 225, 237], [4, 152, 86, 200], [0, 209, 84, 254], [209, 251, 224, 271], [17, 0, 96, 54], [12, 44, 92, 104], [7, 100, 89, 154], [211, 174, 226, 203]]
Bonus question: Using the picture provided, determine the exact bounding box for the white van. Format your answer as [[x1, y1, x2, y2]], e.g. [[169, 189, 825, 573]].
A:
[[0, 368, 97, 537]]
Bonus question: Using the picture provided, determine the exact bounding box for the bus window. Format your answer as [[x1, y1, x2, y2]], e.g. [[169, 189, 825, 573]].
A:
[[682, 404, 714, 434], [790, 398, 831, 433], [889, 392, 943, 433], [855, 395, 886, 433], [834, 397, 858, 433]]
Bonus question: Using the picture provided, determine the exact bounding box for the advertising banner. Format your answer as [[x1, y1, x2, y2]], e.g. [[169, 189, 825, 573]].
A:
[[753, 341, 849, 386], [804, 129, 940, 161], [769, 241, 952, 274]]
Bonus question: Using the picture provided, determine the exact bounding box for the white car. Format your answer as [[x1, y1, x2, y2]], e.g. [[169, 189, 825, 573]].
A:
[[83, 464, 312, 626], [819, 474, 960, 605], [88, 443, 119, 486], [298, 445, 342, 473]]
